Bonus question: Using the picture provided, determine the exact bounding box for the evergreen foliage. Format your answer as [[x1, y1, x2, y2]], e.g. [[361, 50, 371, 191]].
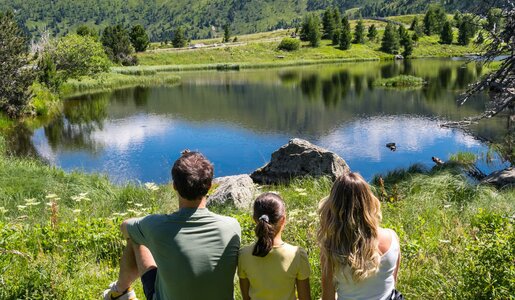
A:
[[475, 31, 485, 44], [381, 22, 400, 54], [76, 25, 98, 40], [0, 11, 35, 117], [0, 0, 499, 40], [440, 21, 454, 44], [223, 24, 231, 43], [332, 29, 341, 45], [353, 19, 365, 44], [399, 25, 413, 57], [423, 4, 447, 35], [457, 14, 477, 46], [101, 25, 137, 66], [322, 7, 337, 40], [172, 27, 187, 48], [367, 24, 378, 42], [485, 8, 503, 33], [339, 15, 352, 50], [129, 25, 149, 52], [300, 14, 321, 47], [37, 53, 61, 92], [410, 16, 424, 37]]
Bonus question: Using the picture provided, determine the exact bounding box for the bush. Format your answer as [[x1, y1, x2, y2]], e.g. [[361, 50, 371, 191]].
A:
[[278, 38, 300, 51]]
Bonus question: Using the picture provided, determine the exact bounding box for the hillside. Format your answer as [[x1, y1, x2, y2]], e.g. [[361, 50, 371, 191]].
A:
[[0, 0, 495, 40]]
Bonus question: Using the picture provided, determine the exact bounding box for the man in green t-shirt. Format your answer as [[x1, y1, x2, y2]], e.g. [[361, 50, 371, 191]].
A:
[[103, 151, 241, 300]]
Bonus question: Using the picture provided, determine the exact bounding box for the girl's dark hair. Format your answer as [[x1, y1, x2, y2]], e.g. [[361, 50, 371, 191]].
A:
[[252, 192, 286, 257]]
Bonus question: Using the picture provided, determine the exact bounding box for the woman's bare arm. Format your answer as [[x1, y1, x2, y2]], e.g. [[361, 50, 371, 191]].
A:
[[296, 278, 311, 300], [320, 253, 336, 300], [239, 278, 251, 300]]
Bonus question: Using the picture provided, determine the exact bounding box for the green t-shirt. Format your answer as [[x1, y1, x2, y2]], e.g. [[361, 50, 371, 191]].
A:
[[126, 207, 241, 300]]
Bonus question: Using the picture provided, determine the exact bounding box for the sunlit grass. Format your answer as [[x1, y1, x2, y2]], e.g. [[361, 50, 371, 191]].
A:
[[1, 132, 513, 299]]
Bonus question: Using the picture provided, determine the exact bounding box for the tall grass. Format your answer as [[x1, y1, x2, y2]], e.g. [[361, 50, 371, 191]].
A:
[[0, 134, 513, 299], [60, 73, 181, 98]]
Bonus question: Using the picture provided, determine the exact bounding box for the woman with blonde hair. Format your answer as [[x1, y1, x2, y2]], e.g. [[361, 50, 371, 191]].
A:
[[317, 172, 402, 300]]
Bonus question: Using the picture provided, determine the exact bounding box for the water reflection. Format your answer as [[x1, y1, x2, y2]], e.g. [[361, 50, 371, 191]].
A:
[[9, 59, 512, 183]]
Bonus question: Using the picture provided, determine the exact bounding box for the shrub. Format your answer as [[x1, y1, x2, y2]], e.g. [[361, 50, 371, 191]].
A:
[[278, 38, 300, 51]]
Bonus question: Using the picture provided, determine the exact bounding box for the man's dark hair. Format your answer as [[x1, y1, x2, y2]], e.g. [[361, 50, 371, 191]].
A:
[[171, 151, 214, 201]]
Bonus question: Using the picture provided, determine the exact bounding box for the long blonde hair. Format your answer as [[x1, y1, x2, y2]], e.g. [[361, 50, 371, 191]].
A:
[[317, 172, 382, 282]]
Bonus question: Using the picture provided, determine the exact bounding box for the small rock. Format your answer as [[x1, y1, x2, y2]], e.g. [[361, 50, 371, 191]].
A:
[[481, 167, 515, 188], [208, 175, 257, 209], [250, 138, 350, 184]]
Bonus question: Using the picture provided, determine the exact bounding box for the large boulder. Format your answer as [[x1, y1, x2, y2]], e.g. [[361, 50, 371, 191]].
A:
[[208, 175, 257, 209], [250, 138, 350, 184], [481, 167, 515, 188]]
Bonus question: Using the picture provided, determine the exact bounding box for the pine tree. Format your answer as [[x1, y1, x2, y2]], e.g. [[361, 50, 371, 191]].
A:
[[457, 14, 477, 46], [223, 24, 231, 43], [353, 19, 365, 44], [339, 15, 352, 50], [440, 21, 453, 44], [424, 4, 447, 35], [101, 25, 136, 65], [172, 27, 187, 48], [76, 25, 98, 40], [0, 11, 35, 117], [381, 22, 400, 54], [367, 24, 378, 42], [322, 7, 336, 40], [130, 24, 149, 52], [410, 16, 424, 37], [300, 14, 321, 47], [399, 26, 413, 57]]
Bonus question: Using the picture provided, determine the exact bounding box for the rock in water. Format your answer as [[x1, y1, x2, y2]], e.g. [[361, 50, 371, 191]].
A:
[[250, 138, 350, 184], [481, 167, 515, 188], [208, 175, 257, 209]]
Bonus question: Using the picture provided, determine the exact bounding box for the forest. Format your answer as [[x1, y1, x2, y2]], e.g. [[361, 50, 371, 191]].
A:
[[0, 0, 501, 40]]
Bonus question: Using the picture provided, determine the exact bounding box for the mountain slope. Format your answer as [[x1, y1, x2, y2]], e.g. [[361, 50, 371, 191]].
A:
[[0, 0, 494, 40]]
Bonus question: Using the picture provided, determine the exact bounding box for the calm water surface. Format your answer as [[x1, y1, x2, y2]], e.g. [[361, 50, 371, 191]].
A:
[[17, 59, 512, 183]]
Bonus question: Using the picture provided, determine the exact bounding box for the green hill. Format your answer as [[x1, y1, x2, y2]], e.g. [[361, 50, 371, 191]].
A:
[[0, 0, 495, 40]]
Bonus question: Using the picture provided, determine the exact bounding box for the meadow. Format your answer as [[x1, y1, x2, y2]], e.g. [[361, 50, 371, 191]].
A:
[[0, 135, 513, 299]]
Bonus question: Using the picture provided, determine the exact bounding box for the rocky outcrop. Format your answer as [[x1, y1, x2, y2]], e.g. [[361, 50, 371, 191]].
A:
[[250, 138, 350, 184], [208, 175, 257, 209], [481, 167, 515, 188]]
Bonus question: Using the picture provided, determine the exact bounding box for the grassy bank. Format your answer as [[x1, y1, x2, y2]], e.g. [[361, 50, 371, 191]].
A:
[[374, 75, 426, 88], [0, 136, 513, 299], [60, 73, 181, 98]]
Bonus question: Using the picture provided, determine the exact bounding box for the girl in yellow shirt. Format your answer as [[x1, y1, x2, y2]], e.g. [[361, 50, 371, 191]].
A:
[[238, 192, 312, 300]]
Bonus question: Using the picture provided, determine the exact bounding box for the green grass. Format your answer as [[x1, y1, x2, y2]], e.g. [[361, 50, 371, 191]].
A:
[[374, 75, 426, 88], [60, 73, 181, 98], [0, 134, 513, 299]]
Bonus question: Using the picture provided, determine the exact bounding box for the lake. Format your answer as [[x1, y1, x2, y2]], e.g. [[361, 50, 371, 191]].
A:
[[10, 59, 511, 183]]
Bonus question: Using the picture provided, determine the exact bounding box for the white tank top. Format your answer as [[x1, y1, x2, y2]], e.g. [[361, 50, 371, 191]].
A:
[[335, 229, 399, 300]]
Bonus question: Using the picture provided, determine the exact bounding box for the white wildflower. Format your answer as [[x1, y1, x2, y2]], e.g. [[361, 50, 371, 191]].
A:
[[72, 209, 81, 214], [45, 194, 59, 199], [298, 192, 308, 196], [134, 203, 144, 207], [0, 207, 8, 214], [17, 205, 27, 211], [294, 188, 306, 193], [439, 239, 451, 243], [145, 182, 159, 191]]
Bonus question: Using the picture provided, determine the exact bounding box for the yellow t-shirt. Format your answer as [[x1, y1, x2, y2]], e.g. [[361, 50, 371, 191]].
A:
[[238, 242, 311, 300]]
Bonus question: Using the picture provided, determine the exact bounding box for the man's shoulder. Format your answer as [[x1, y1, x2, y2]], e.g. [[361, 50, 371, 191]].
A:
[[208, 211, 241, 231]]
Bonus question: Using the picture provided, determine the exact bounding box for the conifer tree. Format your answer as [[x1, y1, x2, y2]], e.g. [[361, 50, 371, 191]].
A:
[[424, 4, 447, 35], [339, 15, 352, 50], [381, 22, 400, 54], [367, 24, 378, 42], [457, 14, 477, 45], [101, 25, 136, 65], [300, 14, 322, 47], [322, 7, 336, 40], [0, 11, 35, 117], [410, 16, 424, 37], [440, 21, 454, 44], [399, 25, 413, 57], [223, 24, 231, 43], [130, 24, 149, 52], [353, 19, 365, 44], [172, 27, 187, 48]]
